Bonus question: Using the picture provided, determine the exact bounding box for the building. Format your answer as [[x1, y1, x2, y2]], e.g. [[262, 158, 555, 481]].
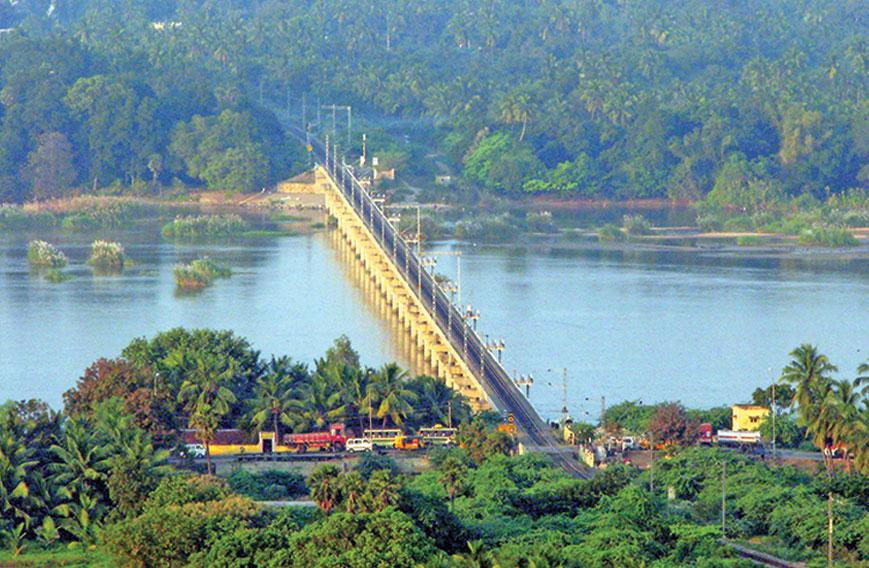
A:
[[731, 404, 770, 432]]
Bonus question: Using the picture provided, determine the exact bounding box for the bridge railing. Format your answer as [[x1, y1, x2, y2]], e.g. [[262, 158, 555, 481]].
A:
[[317, 156, 555, 446]]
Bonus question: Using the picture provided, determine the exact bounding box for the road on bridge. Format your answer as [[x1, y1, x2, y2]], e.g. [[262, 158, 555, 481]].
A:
[[287, 127, 591, 479]]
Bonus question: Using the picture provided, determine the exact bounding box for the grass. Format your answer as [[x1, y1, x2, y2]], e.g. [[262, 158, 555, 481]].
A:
[[798, 225, 859, 247], [27, 241, 68, 268], [735, 235, 766, 247], [0, 544, 116, 567], [162, 214, 249, 239], [622, 214, 653, 236], [598, 223, 626, 242], [43, 269, 74, 283], [174, 257, 232, 290], [239, 229, 295, 238], [87, 241, 126, 270]]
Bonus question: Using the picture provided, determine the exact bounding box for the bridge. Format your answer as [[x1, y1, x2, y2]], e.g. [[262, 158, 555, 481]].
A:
[[292, 130, 590, 478]]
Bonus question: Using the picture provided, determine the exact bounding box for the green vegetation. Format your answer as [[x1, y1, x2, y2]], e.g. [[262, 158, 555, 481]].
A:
[[736, 235, 766, 247], [43, 269, 74, 283], [162, 214, 249, 239], [2, 332, 867, 565], [27, 240, 67, 268], [622, 214, 653, 236], [87, 241, 126, 270], [174, 258, 232, 290], [598, 224, 626, 242], [798, 225, 859, 247]]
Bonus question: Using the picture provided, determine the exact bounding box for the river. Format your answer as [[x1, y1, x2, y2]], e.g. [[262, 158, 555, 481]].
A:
[[1, 224, 866, 419]]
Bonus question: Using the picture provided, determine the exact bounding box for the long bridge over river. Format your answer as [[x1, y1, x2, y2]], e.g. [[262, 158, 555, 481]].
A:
[[292, 131, 590, 478]]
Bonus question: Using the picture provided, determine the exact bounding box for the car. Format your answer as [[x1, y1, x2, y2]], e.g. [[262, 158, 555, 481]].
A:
[[185, 443, 206, 458], [345, 438, 373, 453]]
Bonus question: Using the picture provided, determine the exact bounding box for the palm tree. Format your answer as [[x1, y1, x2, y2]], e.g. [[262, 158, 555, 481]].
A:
[[308, 464, 342, 513], [249, 372, 296, 441], [340, 471, 365, 513], [291, 369, 347, 432], [408, 375, 470, 429], [780, 344, 837, 411], [49, 420, 108, 503], [855, 361, 869, 397], [0, 431, 40, 529], [364, 469, 400, 511], [370, 363, 416, 428], [177, 353, 238, 474], [439, 455, 467, 512]]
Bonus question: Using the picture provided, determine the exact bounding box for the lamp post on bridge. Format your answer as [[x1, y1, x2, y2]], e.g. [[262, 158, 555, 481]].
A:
[[487, 338, 506, 363], [514, 372, 534, 398]]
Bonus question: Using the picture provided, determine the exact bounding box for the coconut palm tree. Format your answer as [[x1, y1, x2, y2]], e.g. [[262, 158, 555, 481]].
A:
[[370, 363, 416, 428], [291, 369, 347, 431], [249, 372, 296, 441], [177, 353, 238, 474], [0, 431, 40, 530], [780, 344, 837, 411], [340, 471, 365, 513], [855, 361, 869, 397]]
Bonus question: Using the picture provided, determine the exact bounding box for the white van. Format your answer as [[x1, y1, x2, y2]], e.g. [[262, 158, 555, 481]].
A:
[[345, 438, 373, 453], [185, 443, 207, 458]]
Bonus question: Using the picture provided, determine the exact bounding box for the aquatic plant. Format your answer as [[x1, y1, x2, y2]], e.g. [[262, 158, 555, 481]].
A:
[[622, 214, 653, 236], [798, 226, 859, 247], [174, 257, 232, 290], [598, 224, 626, 242], [87, 241, 126, 269], [27, 240, 68, 268], [161, 214, 248, 239], [0, 205, 58, 231]]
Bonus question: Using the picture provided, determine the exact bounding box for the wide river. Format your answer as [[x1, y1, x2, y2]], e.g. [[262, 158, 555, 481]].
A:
[[1, 224, 866, 420]]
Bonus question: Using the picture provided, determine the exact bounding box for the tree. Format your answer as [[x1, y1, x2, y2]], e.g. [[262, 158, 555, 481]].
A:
[[248, 365, 296, 441], [438, 456, 467, 511], [176, 353, 239, 474], [25, 132, 76, 200], [364, 469, 400, 512], [370, 363, 416, 428], [340, 471, 365, 514], [308, 464, 342, 513], [405, 375, 471, 429], [648, 403, 697, 446], [780, 344, 837, 413], [752, 384, 796, 410]]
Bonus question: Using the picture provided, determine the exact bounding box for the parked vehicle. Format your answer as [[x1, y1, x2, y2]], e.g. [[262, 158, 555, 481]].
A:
[[698, 423, 714, 445], [363, 428, 402, 448], [419, 425, 456, 446], [185, 443, 206, 458], [717, 429, 761, 445], [621, 436, 637, 451], [345, 438, 373, 453], [394, 435, 425, 451], [282, 423, 347, 452]]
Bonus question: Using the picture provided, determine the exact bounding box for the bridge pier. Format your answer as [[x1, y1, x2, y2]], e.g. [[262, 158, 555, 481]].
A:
[[316, 167, 490, 412]]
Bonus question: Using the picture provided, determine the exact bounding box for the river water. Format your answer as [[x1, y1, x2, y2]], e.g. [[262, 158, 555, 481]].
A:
[[1, 224, 867, 419]]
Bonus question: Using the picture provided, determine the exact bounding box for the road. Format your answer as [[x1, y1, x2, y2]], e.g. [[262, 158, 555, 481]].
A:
[[289, 128, 590, 478]]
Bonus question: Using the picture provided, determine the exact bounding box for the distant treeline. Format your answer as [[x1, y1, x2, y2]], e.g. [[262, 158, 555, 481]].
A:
[[0, 0, 865, 207]]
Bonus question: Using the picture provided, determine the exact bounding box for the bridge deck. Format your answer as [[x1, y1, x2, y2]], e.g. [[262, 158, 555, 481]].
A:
[[292, 129, 591, 478]]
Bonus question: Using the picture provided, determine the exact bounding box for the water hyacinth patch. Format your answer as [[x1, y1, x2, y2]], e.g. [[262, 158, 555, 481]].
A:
[[87, 240, 126, 269], [27, 240, 68, 268]]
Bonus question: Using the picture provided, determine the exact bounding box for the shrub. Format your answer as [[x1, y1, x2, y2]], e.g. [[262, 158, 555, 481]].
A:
[[87, 240, 126, 269], [798, 225, 858, 247], [736, 235, 765, 246], [227, 470, 307, 501], [598, 224, 626, 242], [162, 214, 249, 239], [455, 214, 520, 243], [27, 240, 68, 268], [622, 215, 652, 236], [695, 213, 723, 232], [0, 205, 57, 231], [174, 257, 232, 289], [103, 496, 259, 567], [144, 474, 231, 510]]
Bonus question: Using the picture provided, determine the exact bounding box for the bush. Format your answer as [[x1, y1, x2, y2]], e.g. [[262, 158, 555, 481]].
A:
[[27, 240, 68, 268], [736, 235, 765, 246], [798, 225, 858, 247], [455, 214, 520, 243], [622, 215, 652, 236], [144, 474, 231, 510], [354, 453, 400, 479], [162, 214, 249, 239], [174, 257, 232, 289], [103, 496, 259, 567], [87, 240, 126, 269], [598, 224, 626, 242], [227, 470, 307, 501], [0, 205, 57, 231]]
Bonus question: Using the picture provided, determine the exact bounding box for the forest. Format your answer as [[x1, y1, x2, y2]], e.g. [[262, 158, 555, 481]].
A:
[[0, 0, 865, 209]]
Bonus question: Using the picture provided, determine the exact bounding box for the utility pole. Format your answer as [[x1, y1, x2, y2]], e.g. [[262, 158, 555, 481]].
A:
[[561, 368, 569, 425], [772, 383, 777, 460], [447, 400, 452, 429], [721, 460, 727, 534], [601, 396, 606, 431]]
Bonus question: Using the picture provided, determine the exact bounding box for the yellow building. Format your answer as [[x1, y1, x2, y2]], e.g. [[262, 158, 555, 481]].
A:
[[732, 404, 770, 432]]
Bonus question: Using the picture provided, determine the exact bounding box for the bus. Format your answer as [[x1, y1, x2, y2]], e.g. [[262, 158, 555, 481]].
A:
[[419, 425, 457, 446], [363, 428, 401, 448]]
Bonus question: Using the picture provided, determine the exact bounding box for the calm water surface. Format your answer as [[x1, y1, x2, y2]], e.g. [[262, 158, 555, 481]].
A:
[[1, 227, 867, 419]]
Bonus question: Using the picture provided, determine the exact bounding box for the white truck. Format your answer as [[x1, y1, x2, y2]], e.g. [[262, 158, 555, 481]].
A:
[[716, 430, 761, 445]]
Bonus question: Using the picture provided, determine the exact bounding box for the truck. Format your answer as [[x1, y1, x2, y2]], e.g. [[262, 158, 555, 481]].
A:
[[282, 423, 347, 452], [716, 429, 761, 445], [698, 423, 714, 445]]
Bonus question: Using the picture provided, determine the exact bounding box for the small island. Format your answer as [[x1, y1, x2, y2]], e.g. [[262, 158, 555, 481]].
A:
[[27, 240, 68, 268], [162, 214, 248, 239], [87, 240, 127, 271], [174, 257, 231, 290]]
